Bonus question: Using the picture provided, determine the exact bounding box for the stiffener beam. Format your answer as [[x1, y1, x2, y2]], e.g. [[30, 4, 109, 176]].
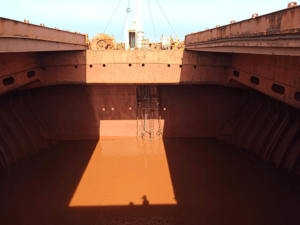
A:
[[0, 17, 87, 52], [185, 5, 300, 56]]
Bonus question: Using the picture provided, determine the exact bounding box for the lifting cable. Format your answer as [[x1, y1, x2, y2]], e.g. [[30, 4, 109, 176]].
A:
[[155, 0, 178, 39], [147, 0, 158, 42], [119, 0, 131, 43], [103, 0, 123, 34]]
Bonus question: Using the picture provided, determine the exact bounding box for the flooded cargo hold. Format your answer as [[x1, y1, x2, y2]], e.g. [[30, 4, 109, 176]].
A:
[[1, 3, 300, 225]]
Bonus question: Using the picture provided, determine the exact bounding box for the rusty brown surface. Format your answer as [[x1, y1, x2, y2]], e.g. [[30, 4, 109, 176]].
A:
[[229, 53, 300, 108], [31, 85, 241, 140], [184, 37, 300, 56], [0, 50, 300, 109], [0, 37, 87, 52], [220, 91, 300, 174], [0, 83, 300, 223], [185, 5, 300, 55], [1, 83, 300, 173], [0, 84, 243, 167], [0, 6, 300, 225], [0, 17, 87, 52], [288, 2, 298, 8], [90, 33, 115, 50], [0, 50, 233, 95]]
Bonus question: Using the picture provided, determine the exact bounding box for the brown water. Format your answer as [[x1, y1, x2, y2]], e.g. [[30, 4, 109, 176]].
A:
[[0, 138, 300, 225], [70, 139, 176, 206]]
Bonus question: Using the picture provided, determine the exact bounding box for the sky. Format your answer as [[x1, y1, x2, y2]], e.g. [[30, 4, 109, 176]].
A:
[[1, 0, 290, 42]]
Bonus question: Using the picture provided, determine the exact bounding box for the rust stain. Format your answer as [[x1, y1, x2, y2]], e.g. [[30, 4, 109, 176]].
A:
[[0, 17, 86, 45], [266, 12, 283, 32], [185, 5, 300, 44]]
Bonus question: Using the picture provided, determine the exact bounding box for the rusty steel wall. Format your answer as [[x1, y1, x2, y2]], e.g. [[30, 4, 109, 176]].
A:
[[0, 84, 244, 168], [186, 5, 300, 43], [32, 85, 242, 139], [1, 84, 300, 174], [0, 50, 234, 95], [85, 50, 232, 84], [0, 17, 87, 52], [185, 5, 300, 56], [229, 53, 300, 108], [0, 90, 57, 168], [219, 91, 300, 175], [1, 6, 300, 225], [1, 50, 299, 109]]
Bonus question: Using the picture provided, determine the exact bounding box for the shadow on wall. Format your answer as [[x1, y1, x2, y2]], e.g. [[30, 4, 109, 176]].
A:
[[159, 85, 244, 137], [29, 84, 246, 140], [31, 85, 138, 140], [0, 55, 300, 224], [179, 51, 232, 85], [0, 84, 253, 225], [0, 84, 100, 168], [0, 50, 237, 97]]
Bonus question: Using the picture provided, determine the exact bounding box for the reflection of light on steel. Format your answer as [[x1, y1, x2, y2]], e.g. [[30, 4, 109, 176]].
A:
[[99, 120, 165, 139], [69, 139, 176, 206]]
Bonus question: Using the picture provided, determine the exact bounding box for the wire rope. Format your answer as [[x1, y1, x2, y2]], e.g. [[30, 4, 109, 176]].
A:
[[155, 0, 178, 39], [119, 0, 131, 43], [147, 0, 158, 42], [103, 0, 123, 34]]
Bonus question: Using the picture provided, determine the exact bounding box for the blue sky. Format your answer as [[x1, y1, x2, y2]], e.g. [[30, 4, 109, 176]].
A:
[[1, 0, 290, 42]]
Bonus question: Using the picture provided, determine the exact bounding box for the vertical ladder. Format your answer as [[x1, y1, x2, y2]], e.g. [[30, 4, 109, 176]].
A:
[[150, 111, 154, 142], [137, 85, 160, 142]]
